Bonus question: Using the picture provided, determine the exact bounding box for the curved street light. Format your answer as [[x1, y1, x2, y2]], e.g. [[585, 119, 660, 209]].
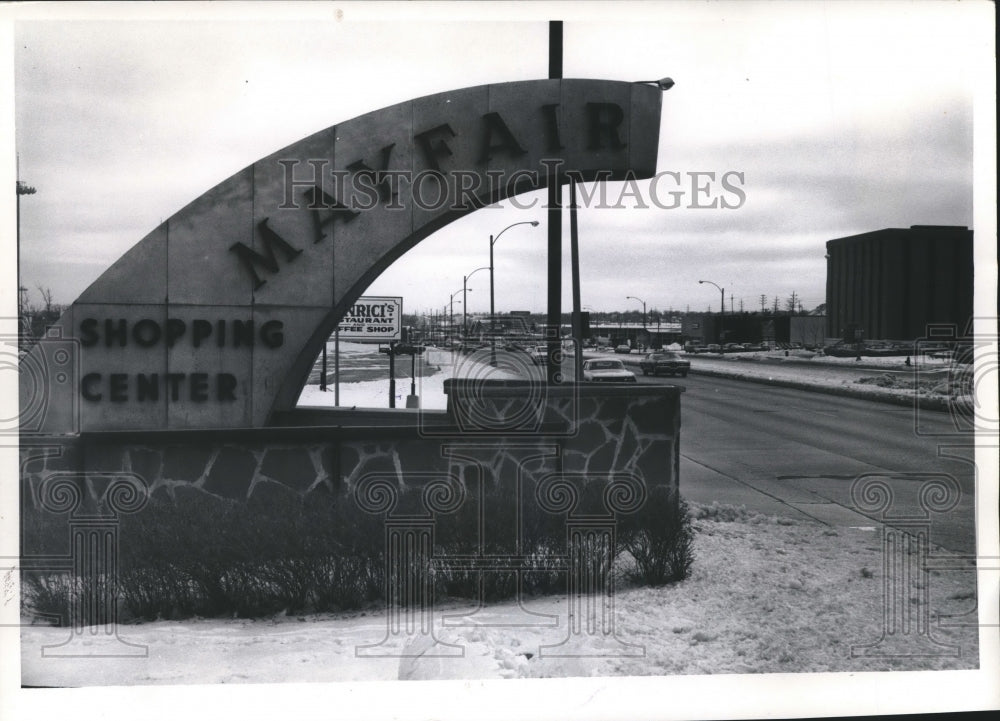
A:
[[447, 288, 465, 344], [626, 296, 647, 327], [490, 220, 539, 364], [626, 295, 647, 351], [490, 220, 540, 324], [463, 266, 490, 337], [698, 280, 725, 343], [634, 77, 676, 91]]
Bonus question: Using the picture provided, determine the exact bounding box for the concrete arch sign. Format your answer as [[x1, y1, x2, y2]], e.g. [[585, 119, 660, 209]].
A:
[[21, 79, 662, 433]]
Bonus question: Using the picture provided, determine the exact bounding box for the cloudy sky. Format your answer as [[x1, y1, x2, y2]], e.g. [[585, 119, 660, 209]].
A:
[[5, 1, 994, 318]]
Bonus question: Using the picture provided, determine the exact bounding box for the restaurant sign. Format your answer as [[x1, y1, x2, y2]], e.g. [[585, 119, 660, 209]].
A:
[[337, 297, 402, 341]]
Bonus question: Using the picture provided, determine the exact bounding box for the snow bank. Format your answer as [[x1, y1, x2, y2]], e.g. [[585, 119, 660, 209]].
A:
[[21, 511, 978, 685]]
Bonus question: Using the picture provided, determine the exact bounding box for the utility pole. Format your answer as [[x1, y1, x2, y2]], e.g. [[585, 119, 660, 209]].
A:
[[759, 294, 767, 313]]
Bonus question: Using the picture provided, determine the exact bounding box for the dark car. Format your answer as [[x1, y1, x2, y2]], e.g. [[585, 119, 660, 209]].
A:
[[614, 344, 632, 354], [638, 351, 690, 377]]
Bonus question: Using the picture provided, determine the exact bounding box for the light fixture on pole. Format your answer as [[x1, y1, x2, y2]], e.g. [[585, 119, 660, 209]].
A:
[[448, 288, 464, 344], [626, 296, 647, 350], [16, 157, 37, 346], [698, 280, 725, 343], [489, 220, 539, 364], [462, 266, 490, 338], [633, 77, 675, 91], [626, 296, 647, 327]]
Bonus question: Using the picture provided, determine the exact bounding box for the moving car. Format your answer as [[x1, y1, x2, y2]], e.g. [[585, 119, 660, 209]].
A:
[[638, 351, 690, 377], [529, 345, 553, 365], [581, 358, 636, 383]]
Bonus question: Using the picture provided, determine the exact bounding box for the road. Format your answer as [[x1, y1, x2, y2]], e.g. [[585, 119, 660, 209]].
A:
[[639, 372, 978, 555]]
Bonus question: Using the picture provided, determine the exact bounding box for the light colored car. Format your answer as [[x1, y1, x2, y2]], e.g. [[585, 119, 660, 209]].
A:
[[529, 345, 551, 365], [581, 358, 636, 383]]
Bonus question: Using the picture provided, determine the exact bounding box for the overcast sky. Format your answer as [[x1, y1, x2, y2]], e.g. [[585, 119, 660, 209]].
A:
[[5, 1, 994, 318]]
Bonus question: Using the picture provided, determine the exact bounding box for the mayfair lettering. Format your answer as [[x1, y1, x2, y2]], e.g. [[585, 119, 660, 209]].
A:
[[232, 99, 629, 287]]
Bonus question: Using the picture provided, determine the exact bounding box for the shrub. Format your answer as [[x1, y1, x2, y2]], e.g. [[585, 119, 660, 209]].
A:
[[618, 492, 694, 586], [21, 572, 72, 626], [22, 475, 692, 622]]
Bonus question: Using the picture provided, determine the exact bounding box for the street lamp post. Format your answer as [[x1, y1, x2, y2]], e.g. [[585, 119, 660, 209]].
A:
[[17, 170, 37, 347], [489, 220, 538, 364], [463, 266, 490, 338], [626, 295, 646, 349], [448, 289, 464, 344], [698, 280, 725, 344]]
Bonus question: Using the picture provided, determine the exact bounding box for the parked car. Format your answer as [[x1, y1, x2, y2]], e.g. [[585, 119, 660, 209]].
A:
[[614, 344, 632, 354], [723, 343, 743, 353], [581, 358, 636, 383], [706, 344, 722, 353], [638, 351, 690, 377]]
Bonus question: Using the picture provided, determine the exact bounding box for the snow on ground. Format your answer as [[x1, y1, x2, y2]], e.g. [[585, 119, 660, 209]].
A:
[[593, 347, 972, 407], [298, 345, 529, 410], [20, 505, 979, 685], [18, 345, 985, 686], [300, 342, 971, 413], [685, 351, 975, 407]]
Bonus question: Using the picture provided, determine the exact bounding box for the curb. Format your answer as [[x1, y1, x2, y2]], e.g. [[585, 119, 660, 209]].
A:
[[686, 365, 954, 412], [610, 354, 956, 413]]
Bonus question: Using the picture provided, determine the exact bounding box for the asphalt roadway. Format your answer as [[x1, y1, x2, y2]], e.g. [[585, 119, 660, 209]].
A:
[[641, 372, 979, 555]]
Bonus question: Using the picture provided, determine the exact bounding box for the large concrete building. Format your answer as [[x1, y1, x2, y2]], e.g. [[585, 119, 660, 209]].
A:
[[825, 225, 973, 342]]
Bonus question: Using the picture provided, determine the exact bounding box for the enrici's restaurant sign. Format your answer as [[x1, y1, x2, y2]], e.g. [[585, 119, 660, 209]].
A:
[[21, 79, 662, 434], [337, 297, 402, 341]]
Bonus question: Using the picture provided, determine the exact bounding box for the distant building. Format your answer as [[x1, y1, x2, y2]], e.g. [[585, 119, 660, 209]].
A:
[[683, 312, 766, 345], [768, 315, 827, 346], [589, 321, 682, 349], [826, 226, 973, 341]]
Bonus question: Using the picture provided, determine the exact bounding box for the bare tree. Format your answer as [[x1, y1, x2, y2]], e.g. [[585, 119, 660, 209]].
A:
[[36, 285, 54, 315]]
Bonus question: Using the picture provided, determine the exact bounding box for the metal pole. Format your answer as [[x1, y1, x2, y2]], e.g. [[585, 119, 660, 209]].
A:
[[570, 180, 582, 382], [490, 235, 496, 366], [547, 21, 563, 385], [334, 330, 340, 405], [388, 342, 396, 408], [721, 288, 725, 343], [321, 342, 327, 391]]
